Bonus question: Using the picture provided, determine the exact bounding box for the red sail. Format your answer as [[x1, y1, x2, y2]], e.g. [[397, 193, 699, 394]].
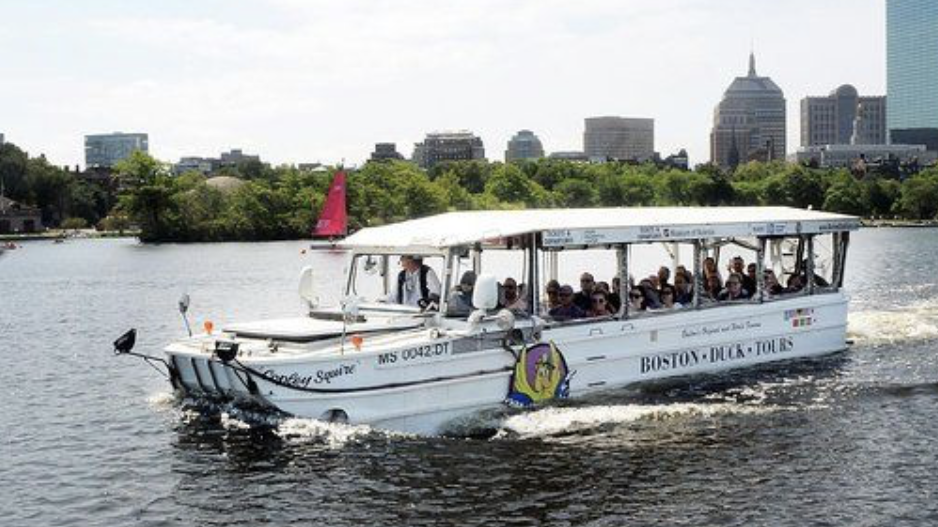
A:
[[313, 171, 347, 238]]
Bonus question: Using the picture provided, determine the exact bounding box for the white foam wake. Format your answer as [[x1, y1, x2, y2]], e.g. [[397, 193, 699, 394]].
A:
[[276, 417, 384, 448], [497, 402, 774, 440], [849, 300, 938, 345]]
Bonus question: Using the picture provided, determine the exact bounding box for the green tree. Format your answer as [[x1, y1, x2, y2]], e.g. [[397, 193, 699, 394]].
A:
[[823, 172, 869, 216], [898, 172, 938, 219]]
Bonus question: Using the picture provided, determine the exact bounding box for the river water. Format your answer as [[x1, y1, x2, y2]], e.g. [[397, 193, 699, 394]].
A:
[[2, 230, 937, 526]]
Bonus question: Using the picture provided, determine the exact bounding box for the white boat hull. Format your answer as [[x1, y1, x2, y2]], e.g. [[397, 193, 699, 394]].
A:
[[166, 293, 848, 435]]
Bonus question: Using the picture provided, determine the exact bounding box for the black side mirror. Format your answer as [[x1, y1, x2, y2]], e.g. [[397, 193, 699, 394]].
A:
[[114, 329, 137, 355]]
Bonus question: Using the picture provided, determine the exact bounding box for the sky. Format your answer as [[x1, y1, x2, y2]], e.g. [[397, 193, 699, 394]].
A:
[[0, 0, 885, 168]]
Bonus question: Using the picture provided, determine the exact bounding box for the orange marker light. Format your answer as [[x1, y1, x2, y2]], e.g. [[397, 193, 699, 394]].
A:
[[350, 335, 364, 351], [204, 321, 214, 335]]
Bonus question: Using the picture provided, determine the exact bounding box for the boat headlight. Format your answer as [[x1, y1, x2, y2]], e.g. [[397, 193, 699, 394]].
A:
[[214, 340, 240, 362]]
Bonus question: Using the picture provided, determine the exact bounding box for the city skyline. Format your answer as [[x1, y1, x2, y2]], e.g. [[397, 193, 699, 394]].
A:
[[1, 0, 885, 168]]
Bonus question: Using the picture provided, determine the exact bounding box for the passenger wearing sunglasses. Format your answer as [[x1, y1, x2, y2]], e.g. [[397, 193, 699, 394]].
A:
[[548, 285, 586, 321], [586, 291, 615, 318]]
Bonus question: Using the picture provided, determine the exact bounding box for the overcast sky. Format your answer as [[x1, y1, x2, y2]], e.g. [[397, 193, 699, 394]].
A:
[[0, 0, 885, 168]]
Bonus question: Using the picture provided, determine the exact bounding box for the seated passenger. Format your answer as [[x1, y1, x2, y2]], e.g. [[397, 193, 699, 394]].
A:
[[502, 277, 528, 312], [608, 277, 622, 313], [586, 291, 615, 318], [627, 287, 647, 312], [549, 285, 586, 321], [658, 285, 683, 310], [704, 257, 721, 282], [705, 273, 723, 301], [542, 280, 561, 311], [785, 274, 805, 294], [763, 269, 783, 296], [657, 266, 671, 289], [446, 271, 476, 317], [639, 278, 661, 309], [573, 273, 595, 311], [718, 273, 750, 301], [673, 271, 693, 304], [741, 261, 757, 294]]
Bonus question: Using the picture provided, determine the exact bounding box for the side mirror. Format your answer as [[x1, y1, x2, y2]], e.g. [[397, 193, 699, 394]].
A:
[[299, 266, 317, 306], [472, 274, 499, 311]]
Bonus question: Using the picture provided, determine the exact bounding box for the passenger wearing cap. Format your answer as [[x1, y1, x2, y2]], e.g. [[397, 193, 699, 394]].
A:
[[446, 271, 476, 317], [395, 255, 441, 309], [548, 285, 586, 321]]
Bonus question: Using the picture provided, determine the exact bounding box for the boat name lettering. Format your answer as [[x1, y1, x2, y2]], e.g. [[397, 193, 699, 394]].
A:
[[640, 337, 794, 375], [376, 342, 451, 368], [681, 320, 762, 338], [262, 363, 357, 387]]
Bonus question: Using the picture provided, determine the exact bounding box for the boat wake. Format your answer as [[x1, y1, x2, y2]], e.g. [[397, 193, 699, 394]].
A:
[[493, 401, 778, 440], [848, 300, 938, 345]]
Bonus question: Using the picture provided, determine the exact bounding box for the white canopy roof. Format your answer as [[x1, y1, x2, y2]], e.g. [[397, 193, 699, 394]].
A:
[[339, 207, 860, 252]]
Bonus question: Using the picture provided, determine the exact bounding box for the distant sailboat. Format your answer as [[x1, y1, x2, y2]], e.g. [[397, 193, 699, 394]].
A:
[[312, 171, 348, 242]]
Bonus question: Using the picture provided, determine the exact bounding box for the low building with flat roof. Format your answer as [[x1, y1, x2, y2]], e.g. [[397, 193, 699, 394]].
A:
[[794, 143, 936, 168]]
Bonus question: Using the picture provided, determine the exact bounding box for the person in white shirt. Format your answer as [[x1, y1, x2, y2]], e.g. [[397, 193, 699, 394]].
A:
[[395, 255, 441, 309]]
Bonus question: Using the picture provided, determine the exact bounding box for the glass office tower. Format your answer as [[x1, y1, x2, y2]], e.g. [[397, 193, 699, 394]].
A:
[[887, 0, 938, 150]]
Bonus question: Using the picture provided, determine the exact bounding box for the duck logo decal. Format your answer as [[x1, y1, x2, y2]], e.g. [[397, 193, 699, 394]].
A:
[[505, 342, 572, 407]]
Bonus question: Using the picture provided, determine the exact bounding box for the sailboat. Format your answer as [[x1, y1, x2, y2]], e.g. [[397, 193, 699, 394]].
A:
[[312, 171, 348, 244]]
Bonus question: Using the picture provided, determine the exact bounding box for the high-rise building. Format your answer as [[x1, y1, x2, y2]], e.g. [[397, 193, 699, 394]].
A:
[[801, 85, 886, 147], [370, 143, 404, 161], [887, 0, 938, 150], [505, 130, 545, 162], [84, 132, 149, 168], [0, 133, 5, 145], [412, 131, 485, 169], [711, 54, 786, 169], [583, 117, 654, 162]]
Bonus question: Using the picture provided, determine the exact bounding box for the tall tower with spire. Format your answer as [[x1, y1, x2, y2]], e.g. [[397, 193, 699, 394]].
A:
[[710, 53, 787, 169]]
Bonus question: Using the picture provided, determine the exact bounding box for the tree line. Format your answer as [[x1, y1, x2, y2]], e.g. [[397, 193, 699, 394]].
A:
[[4, 141, 938, 242], [0, 142, 112, 229]]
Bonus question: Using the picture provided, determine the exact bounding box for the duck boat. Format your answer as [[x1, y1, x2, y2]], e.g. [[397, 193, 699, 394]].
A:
[[116, 207, 859, 435]]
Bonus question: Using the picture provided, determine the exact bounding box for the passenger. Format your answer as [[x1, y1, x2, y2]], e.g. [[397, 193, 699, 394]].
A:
[[657, 266, 671, 289], [601, 280, 621, 313], [502, 277, 528, 312], [573, 273, 595, 311], [676, 265, 692, 283], [395, 255, 441, 308], [704, 257, 721, 282], [764, 269, 783, 296], [542, 280, 561, 311], [785, 274, 805, 294], [627, 287, 647, 312], [718, 273, 750, 301], [549, 285, 586, 321], [729, 255, 746, 276], [446, 271, 476, 317], [705, 273, 723, 301], [673, 271, 693, 304], [742, 261, 757, 294], [648, 274, 660, 290], [638, 278, 661, 309], [586, 291, 615, 318], [658, 285, 683, 310]]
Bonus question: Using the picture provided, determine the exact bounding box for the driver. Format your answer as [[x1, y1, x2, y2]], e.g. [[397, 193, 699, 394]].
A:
[[395, 255, 441, 309]]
